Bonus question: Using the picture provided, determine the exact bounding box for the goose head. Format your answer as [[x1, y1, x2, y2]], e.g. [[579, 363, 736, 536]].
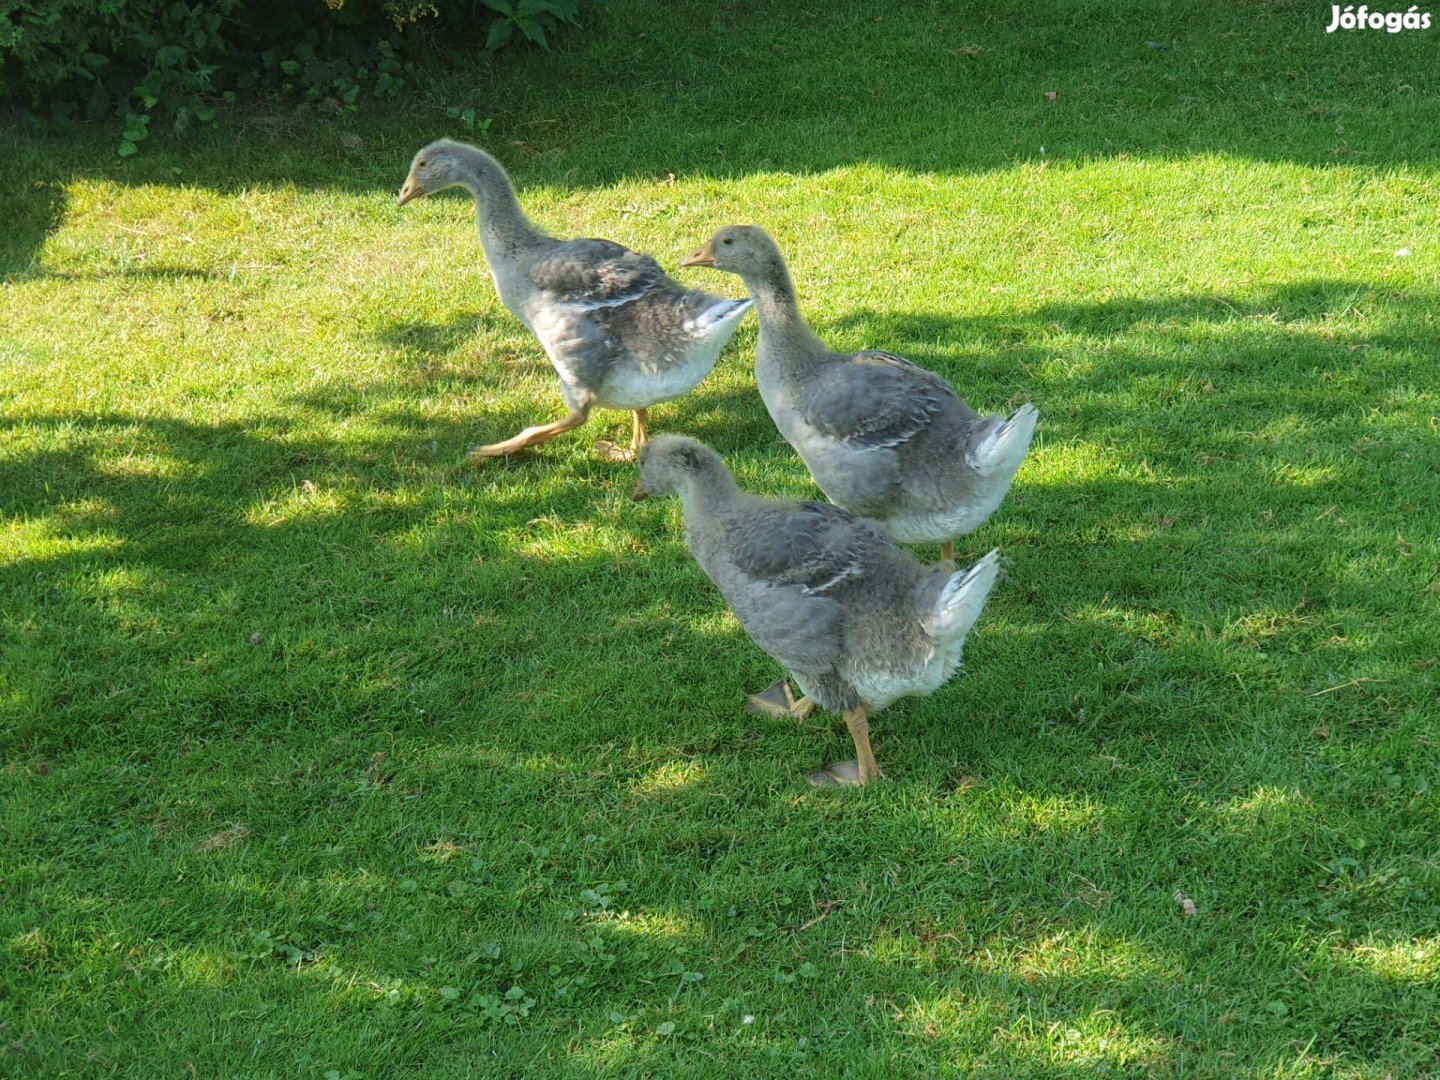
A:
[[680, 225, 784, 277], [398, 139, 481, 206], [632, 434, 727, 501]]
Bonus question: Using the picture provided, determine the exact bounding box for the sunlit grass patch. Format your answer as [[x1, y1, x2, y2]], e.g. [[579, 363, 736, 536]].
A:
[[2, 0, 1439, 1075]]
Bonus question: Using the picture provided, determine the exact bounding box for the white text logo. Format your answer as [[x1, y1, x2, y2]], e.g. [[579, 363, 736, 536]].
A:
[[1326, 5, 1432, 31]]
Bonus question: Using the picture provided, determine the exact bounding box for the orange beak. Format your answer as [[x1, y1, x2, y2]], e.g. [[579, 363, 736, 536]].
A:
[[679, 241, 716, 267], [397, 177, 424, 207], [631, 483, 648, 501]]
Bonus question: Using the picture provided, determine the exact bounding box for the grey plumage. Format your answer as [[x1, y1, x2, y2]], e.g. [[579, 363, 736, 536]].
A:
[[525, 238, 749, 411], [681, 226, 1038, 546], [636, 435, 1001, 734], [399, 141, 752, 456]]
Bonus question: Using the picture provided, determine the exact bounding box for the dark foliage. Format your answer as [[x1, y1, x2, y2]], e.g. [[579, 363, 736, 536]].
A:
[[0, 0, 584, 152]]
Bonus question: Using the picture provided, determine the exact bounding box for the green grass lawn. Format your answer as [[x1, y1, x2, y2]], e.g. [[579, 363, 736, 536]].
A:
[[3, 1, 1439, 1075]]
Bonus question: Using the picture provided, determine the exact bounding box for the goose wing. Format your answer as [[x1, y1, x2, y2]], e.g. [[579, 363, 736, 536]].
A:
[[796, 350, 963, 451], [707, 501, 889, 674], [527, 239, 667, 310], [727, 500, 882, 595]]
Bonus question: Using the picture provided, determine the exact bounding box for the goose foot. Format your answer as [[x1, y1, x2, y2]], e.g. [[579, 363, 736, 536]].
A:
[[469, 408, 589, 461], [595, 409, 648, 463], [594, 439, 635, 463], [808, 761, 867, 787], [808, 705, 885, 786], [745, 679, 816, 720]]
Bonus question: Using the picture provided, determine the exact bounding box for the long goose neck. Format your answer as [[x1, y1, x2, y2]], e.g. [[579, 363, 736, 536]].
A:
[[743, 255, 825, 358], [453, 147, 546, 255], [678, 466, 744, 525]]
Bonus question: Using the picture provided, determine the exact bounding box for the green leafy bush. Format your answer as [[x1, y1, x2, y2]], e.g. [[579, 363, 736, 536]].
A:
[[0, 0, 585, 154]]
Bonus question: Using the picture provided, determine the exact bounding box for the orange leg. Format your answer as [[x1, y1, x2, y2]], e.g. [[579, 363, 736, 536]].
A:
[[469, 408, 589, 460], [809, 704, 883, 787], [597, 408, 649, 463], [844, 704, 882, 783]]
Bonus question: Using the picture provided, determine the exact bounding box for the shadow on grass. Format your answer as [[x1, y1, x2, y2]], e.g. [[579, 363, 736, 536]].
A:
[[4, 274, 1433, 727], [6, 264, 234, 284], [4, 0, 1438, 277], [819, 280, 1432, 371], [373, 313, 493, 366], [0, 177, 66, 280], [3, 272, 1438, 1072], [6, 696, 1437, 1075]]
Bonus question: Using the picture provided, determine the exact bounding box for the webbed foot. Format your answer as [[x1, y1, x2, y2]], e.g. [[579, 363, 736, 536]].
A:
[[745, 679, 816, 720], [595, 439, 635, 463], [808, 761, 869, 787]]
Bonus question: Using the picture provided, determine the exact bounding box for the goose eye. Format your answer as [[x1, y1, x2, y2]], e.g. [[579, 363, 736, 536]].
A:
[[722, 238, 733, 245], [418, 159, 427, 167]]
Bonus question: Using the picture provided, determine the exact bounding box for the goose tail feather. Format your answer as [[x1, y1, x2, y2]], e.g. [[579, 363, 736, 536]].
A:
[[967, 403, 1039, 479], [924, 548, 1002, 642], [690, 297, 754, 335]]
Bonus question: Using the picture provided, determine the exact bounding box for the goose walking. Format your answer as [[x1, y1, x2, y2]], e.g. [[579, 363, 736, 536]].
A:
[[634, 435, 1001, 786], [398, 141, 752, 461], [681, 226, 1037, 562]]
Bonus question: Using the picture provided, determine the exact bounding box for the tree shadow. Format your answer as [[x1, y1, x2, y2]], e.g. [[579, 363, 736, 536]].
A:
[[4, 0, 1437, 275], [0, 176, 66, 281], [371, 312, 493, 365], [3, 263, 1438, 1073], [6, 264, 230, 284], [820, 281, 1433, 361]]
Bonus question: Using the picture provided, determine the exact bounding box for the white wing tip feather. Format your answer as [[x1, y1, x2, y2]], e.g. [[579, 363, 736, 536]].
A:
[[971, 403, 1039, 478], [928, 547, 1002, 640], [687, 297, 755, 336]]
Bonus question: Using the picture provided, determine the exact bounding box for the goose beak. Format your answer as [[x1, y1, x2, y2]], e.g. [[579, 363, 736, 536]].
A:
[[397, 178, 424, 207], [631, 484, 649, 502], [679, 242, 715, 268]]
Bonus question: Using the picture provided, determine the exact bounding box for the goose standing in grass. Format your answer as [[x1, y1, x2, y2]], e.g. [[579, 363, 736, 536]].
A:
[[634, 434, 1001, 786], [398, 140, 752, 461], [680, 226, 1037, 563]]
